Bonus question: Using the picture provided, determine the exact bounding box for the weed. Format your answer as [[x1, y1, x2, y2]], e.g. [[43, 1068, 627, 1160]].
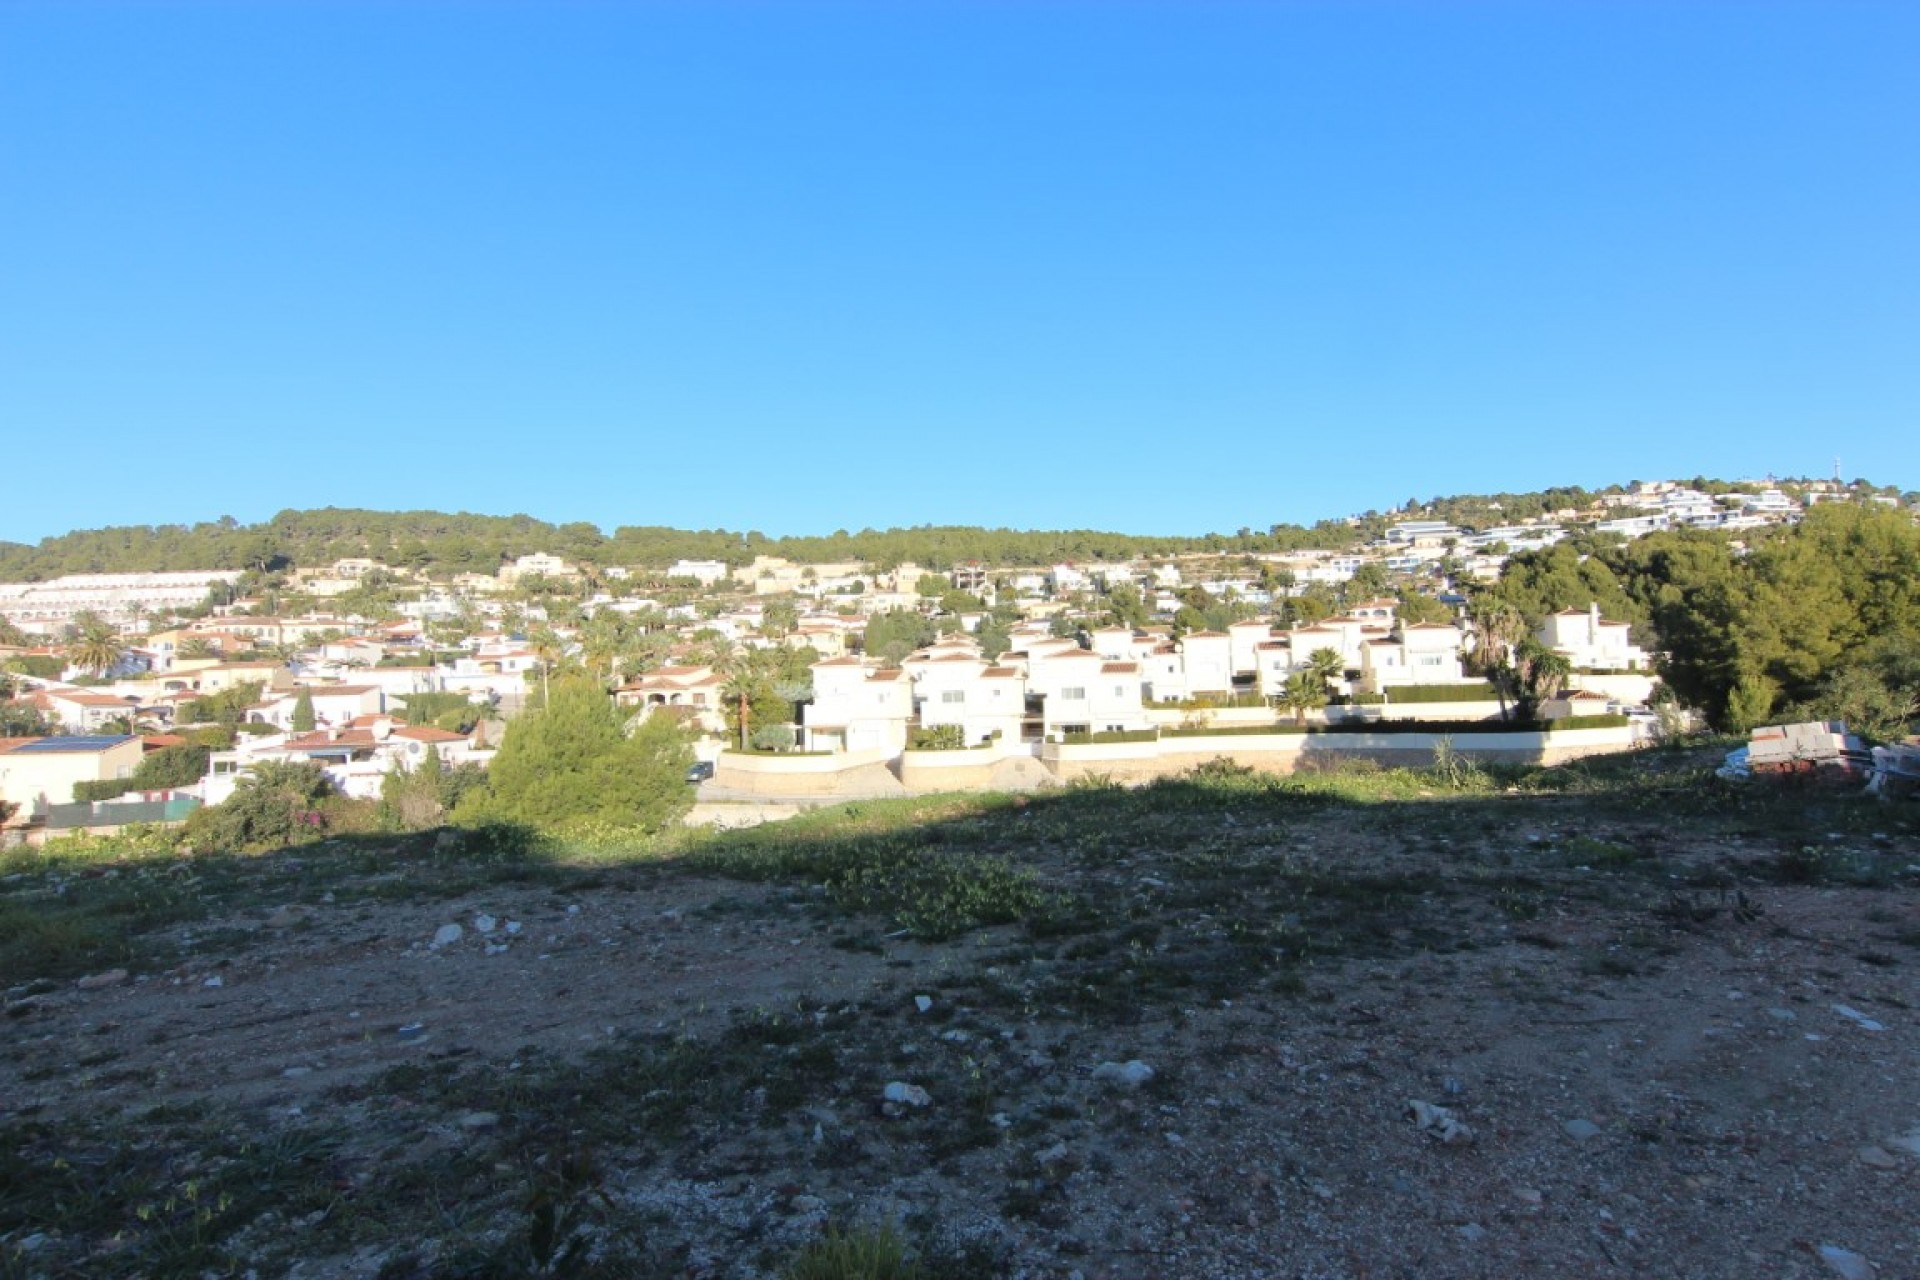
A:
[[1562, 835, 1647, 869], [783, 1223, 920, 1280]]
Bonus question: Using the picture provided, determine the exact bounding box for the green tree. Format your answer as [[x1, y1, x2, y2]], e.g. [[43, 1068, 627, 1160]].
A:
[[1103, 582, 1152, 630], [187, 759, 335, 852], [396, 691, 484, 733], [180, 681, 266, 728], [862, 610, 936, 666], [1343, 562, 1392, 602], [1394, 590, 1453, 626], [132, 743, 211, 789], [1724, 673, 1778, 734], [454, 677, 692, 832], [1281, 585, 1337, 627], [1782, 665, 1918, 743], [290, 690, 317, 733], [0, 702, 55, 736], [379, 747, 450, 831]]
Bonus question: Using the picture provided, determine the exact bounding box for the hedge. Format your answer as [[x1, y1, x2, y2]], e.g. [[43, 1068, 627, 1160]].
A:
[[1166, 719, 1559, 737], [1544, 713, 1631, 731], [1163, 723, 1308, 738], [1059, 728, 1160, 745], [1383, 683, 1499, 704], [1145, 692, 1270, 711]]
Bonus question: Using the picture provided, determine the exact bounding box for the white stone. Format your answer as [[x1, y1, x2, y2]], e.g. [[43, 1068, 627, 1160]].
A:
[[1092, 1060, 1156, 1088], [431, 923, 463, 949], [1408, 1099, 1476, 1145], [882, 1081, 932, 1107], [1816, 1244, 1875, 1280], [473, 914, 497, 934], [1833, 1004, 1887, 1032], [914, 995, 933, 1013]]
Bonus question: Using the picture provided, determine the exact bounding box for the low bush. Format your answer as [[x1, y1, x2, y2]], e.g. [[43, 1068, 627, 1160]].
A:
[[1383, 683, 1499, 704]]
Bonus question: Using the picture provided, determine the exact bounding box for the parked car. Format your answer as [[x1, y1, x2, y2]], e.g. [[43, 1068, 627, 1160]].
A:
[[685, 760, 715, 784]]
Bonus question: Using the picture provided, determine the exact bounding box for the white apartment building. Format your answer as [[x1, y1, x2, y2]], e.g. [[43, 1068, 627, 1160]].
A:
[[0, 570, 242, 635]]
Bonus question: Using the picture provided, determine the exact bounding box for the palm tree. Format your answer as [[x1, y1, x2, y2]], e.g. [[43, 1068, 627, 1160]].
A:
[[1277, 670, 1328, 726], [1305, 647, 1346, 696], [579, 613, 629, 687], [67, 612, 123, 677], [1512, 639, 1574, 720], [1465, 599, 1527, 676]]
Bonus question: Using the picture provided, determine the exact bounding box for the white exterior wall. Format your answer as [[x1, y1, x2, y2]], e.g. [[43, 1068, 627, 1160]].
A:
[[0, 738, 145, 816], [802, 664, 911, 754], [1255, 641, 1298, 698], [1178, 634, 1233, 696], [1140, 650, 1185, 702], [1086, 667, 1149, 733], [1228, 622, 1275, 676]]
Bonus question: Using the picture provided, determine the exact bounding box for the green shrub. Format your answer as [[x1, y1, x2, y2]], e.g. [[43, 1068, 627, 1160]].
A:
[[1546, 714, 1631, 731], [1383, 682, 1499, 704], [782, 1224, 918, 1280], [1058, 728, 1158, 745], [906, 724, 966, 751], [1162, 723, 1306, 738]]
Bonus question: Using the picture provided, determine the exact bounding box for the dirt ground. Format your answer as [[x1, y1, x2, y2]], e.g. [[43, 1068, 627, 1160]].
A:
[[4, 786, 1919, 1279]]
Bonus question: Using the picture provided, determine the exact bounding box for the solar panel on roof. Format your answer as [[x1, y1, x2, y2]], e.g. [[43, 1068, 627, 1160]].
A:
[[12, 735, 137, 752]]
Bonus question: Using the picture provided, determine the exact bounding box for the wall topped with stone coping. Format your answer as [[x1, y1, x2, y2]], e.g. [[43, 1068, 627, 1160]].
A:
[[709, 727, 1638, 795], [1041, 726, 1635, 784], [897, 745, 1036, 792], [712, 748, 902, 797]]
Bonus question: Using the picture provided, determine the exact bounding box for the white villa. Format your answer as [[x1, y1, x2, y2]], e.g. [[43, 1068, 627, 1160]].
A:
[[1538, 605, 1649, 671]]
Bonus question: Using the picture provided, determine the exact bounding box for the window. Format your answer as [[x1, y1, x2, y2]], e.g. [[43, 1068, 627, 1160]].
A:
[[941, 690, 965, 704], [1060, 686, 1086, 700]]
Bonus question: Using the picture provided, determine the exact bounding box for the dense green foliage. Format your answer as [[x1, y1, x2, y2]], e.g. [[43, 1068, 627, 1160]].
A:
[[395, 691, 487, 733], [178, 682, 267, 728], [1486, 504, 1920, 734], [72, 744, 212, 803], [453, 678, 693, 832], [0, 507, 1363, 580], [183, 760, 337, 852], [1384, 682, 1499, 704], [376, 748, 488, 831], [861, 609, 938, 665]]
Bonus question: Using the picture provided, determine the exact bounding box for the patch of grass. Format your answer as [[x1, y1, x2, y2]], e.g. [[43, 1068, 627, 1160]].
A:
[[1561, 835, 1648, 869], [782, 1223, 919, 1280], [688, 824, 1069, 941], [0, 1115, 349, 1278]]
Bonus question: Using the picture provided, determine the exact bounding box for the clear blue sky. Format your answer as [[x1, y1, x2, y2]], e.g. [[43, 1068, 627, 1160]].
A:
[[3, 1, 1915, 545]]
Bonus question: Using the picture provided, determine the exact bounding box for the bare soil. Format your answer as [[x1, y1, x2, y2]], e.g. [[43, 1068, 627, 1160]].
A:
[[4, 775, 1919, 1279]]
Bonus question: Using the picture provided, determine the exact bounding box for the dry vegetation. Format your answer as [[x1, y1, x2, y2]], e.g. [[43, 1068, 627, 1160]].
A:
[[4, 747, 1918, 1279]]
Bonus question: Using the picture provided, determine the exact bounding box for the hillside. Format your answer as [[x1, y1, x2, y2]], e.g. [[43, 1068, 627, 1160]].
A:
[[3, 476, 1896, 581], [4, 750, 1916, 1278]]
